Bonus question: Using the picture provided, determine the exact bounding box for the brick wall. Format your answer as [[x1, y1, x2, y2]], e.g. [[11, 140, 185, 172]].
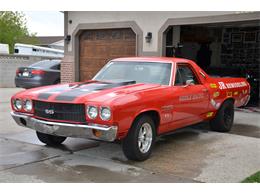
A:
[[61, 55, 75, 83]]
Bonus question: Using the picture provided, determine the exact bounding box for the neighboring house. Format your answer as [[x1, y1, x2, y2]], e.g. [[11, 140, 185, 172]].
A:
[[35, 36, 64, 49], [62, 11, 260, 105], [48, 40, 64, 50], [23, 36, 65, 50]]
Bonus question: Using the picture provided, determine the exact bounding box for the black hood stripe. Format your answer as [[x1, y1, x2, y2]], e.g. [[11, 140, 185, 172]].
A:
[[37, 80, 136, 101], [37, 81, 99, 100], [54, 80, 136, 101], [38, 86, 69, 100]]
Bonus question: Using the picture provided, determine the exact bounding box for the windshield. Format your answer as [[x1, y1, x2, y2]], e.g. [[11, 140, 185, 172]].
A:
[[93, 61, 172, 85]]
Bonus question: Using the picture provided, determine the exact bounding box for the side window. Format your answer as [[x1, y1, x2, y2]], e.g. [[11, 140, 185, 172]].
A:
[[51, 64, 61, 70], [175, 64, 199, 85], [56, 64, 60, 70], [174, 69, 183, 86]]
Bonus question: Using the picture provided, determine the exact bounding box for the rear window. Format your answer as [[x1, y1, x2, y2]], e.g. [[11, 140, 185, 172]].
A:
[[30, 60, 61, 69], [50, 64, 60, 70]]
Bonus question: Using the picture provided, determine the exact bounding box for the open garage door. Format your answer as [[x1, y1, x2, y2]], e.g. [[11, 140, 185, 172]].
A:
[[79, 28, 136, 81], [164, 21, 260, 106]]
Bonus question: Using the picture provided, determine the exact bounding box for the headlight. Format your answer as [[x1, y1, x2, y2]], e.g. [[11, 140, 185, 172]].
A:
[[87, 106, 98, 119], [24, 99, 33, 112], [13, 99, 22, 110], [100, 107, 111, 121]]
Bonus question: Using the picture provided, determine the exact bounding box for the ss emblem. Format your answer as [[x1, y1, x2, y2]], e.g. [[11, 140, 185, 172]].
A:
[[45, 109, 55, 115]]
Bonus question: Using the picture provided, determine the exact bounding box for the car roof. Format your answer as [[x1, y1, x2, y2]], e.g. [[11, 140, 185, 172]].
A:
[[29, 60, 61, 68], [112, 57, 193, 64]]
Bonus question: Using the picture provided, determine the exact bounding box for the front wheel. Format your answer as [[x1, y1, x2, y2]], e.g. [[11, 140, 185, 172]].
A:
[[36, 132, 66, 146], [210, 100, 234, 132], [122, 115, 156, 161]]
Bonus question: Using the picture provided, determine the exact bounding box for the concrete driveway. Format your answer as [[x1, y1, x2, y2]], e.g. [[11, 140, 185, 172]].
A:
[[0, 88, 259, 182]]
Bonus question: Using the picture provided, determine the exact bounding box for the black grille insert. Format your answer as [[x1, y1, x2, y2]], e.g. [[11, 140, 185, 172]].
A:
[[33, 100, 86, 123]]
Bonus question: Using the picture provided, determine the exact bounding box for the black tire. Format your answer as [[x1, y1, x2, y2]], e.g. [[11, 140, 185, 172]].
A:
[[122, 115, 156, 161], [53, 79, 60, 84], [36, 131, 66, 146], [209, 100, 234, 132]]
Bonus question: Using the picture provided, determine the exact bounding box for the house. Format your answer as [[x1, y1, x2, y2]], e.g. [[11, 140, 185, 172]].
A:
[[35, 36, 64, 49], [62, 11, 260, 106]]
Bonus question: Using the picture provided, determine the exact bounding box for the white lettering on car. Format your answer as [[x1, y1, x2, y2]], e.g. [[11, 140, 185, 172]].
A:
[[218, 82, 227, 89], [218, 81, 246, 90], [179, 93, 204, 102]]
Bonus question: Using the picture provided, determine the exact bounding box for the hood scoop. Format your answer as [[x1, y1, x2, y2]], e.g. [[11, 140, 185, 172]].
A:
[[95, 80, 136, 90]]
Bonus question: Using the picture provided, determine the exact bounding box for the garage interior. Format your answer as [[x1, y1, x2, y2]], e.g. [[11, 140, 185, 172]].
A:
[[164, 20, 260, 107]]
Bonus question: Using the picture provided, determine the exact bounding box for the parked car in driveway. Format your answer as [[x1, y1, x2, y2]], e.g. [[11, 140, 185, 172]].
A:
[[15, 60, 61, 89], [10, 57, 250, 161]]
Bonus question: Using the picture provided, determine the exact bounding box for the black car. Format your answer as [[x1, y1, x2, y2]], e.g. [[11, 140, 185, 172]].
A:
[[15, 60, 61, 89]]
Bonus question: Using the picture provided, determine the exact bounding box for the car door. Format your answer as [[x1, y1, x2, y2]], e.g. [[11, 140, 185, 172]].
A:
[[171, 63, 209, 124]]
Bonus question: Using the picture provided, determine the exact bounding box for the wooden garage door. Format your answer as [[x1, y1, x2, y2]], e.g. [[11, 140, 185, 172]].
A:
[[79, 28, 136, 81]]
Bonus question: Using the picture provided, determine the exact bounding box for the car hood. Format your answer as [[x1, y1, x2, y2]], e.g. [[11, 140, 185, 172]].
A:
[[14, 80, 162, 104]]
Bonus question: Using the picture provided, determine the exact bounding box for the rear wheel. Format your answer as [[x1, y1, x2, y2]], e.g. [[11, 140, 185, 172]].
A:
[[122, 115, 155, 161], [36, 131, 66, 146], [210, 100, 234, 132]]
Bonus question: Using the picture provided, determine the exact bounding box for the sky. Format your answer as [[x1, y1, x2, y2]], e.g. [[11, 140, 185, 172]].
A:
[[23, 11, 64, 36]]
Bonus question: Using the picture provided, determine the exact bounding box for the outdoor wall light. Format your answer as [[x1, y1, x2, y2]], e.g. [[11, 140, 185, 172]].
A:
[[65, 35, 71, 44], [145, 32, 152, 43]]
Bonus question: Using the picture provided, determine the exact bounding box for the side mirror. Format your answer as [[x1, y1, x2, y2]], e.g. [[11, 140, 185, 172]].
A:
[[183, 79, 194, 88]]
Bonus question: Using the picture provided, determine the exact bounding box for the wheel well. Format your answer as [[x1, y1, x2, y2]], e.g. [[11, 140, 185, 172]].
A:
[[134, 110, 160, 133], [223, 98, 235, 104], [219, 98, 235, 109]]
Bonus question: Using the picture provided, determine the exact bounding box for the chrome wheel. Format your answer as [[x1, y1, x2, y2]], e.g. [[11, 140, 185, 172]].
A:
[[138, 123, 153, 153]]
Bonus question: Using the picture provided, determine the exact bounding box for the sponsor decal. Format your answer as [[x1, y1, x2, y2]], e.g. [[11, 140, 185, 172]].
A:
[[210, 83, 217, 88], [179, 93, 204, 102], [227, 92, 232, 97], [206, 112, 214, 118], [161, 105, 174, 111], [213, 91, 220, 98], [210, 99, 220, 109], [242, 89, 248, 94], [233, 91, 239, 96], [162, 113, 173, 122], [218, 81, 247, 90]]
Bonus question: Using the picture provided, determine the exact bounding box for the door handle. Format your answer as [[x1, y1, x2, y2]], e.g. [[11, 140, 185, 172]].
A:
[[202, 88, 208, 92]]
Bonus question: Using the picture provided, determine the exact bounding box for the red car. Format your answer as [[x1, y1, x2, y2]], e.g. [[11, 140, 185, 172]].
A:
[[11, 57, 250, 161]]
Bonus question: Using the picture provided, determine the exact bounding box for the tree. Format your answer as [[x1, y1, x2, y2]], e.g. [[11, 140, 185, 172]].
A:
[[0, 11, 38, 53]]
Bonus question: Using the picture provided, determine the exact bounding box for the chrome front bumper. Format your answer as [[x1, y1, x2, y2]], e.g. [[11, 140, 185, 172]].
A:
[[11, 112, 118, 142]]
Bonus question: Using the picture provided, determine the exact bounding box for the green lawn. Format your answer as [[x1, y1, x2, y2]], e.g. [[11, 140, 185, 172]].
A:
[[242, 171, 260, 183]]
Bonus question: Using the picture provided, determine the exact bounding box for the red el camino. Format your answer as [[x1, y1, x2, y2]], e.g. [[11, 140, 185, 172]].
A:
[[11, 57, 250, 161]]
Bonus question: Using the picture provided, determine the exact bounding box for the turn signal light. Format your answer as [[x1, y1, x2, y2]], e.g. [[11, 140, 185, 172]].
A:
[[92, 129, 102, 138]]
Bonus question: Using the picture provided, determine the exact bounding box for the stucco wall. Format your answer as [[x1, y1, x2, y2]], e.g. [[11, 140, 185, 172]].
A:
[[67, 11, 256, 54], [62, 11, 260, 83]]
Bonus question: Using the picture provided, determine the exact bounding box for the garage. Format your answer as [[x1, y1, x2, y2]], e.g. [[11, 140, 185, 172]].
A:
[[164, 20, 260, 106], [79, 28, 136, 81]]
